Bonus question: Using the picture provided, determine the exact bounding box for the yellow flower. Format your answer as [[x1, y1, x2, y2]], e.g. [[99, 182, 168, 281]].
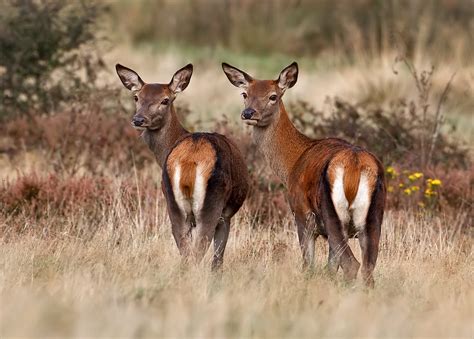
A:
[[399, 183, 404, 188], [387, 186, 394, 193], [409, 172, 422, 181], [424, 188, 437, 198], [386, 166, 398, 178], [430, 179, 442, 186], [411, 186, 420, 192], [403, 188, 412, 195], [413, 172, 423, 179]]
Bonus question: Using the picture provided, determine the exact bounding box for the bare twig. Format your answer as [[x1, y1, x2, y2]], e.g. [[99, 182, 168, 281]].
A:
[[427, 71, 457, 166]]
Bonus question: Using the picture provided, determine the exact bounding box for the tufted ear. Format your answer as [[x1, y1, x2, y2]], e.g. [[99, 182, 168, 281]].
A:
[[222, 63, 254, 89], [169, 64, 193, 93], [115, 64, 144, 91], [277, 62, 298, 90]]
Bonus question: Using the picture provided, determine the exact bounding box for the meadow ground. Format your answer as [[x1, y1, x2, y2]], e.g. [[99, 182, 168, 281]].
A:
[[0, 194, 472, 338], [1, 45, 472, 338], [1, 1, 473, 337]]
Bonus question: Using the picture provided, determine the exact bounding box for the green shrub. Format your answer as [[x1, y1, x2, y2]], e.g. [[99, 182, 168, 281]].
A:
[[0, 0, 105, 117]]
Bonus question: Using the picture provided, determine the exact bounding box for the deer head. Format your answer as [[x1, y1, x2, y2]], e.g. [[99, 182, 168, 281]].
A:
[[116, 63, 193, 131], [222, 62, 298, 127]]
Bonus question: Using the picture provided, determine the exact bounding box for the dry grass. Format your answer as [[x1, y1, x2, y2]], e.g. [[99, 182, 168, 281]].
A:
[[1, 47, 472, 336], [1, 2, 472, 337], [0, 181, 472, 338]]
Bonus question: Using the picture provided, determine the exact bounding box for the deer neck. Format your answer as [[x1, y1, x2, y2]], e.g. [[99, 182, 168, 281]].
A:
[[142, 106, 189, 167], [253, 102, 312, 185]]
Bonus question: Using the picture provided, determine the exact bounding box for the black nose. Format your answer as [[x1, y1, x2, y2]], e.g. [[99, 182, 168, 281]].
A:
[[242, 108, 256, 120], [133, 116, 145, 126]]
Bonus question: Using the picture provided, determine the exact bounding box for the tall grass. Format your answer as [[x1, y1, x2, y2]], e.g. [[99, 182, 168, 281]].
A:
[[0, 181, 472, 337], [1, 2, 472, 336]]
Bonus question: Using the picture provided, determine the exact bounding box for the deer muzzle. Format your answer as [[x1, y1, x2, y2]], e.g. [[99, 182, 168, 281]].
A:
[[132, 115, 146, 128]]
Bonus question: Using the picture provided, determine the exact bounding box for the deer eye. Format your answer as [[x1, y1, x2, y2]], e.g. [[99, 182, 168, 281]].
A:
[[134, 95, 138, 102], [269, 94, 277, 101], [241, 93, 248, 99], [161, 98, 170, 105]]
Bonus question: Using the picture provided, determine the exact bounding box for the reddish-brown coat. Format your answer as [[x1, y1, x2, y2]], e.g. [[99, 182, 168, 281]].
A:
[[222, 61, 386, 286], [327, 149, 379, 205], [116, 63, 249, 271], [167, 138, 217, 200]]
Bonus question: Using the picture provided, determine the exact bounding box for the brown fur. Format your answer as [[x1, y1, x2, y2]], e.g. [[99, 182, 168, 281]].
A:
[[162, 133, 249, 271], [326, 149, 379, 205], [280, 114, 385, 287], [167, 138, 217, 200], [222, 62, 385, 286], [117, 63, 249, 271]]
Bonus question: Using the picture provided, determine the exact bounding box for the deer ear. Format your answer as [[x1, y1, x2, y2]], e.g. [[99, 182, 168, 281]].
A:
[[115, 64, 144, 91], [277, 62, 298, 90], [169, 64, 193, 93], [222, 63, 253, 89]]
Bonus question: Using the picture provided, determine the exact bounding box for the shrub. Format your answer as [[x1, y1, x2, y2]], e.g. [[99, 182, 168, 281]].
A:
[[0, 173, 162, 237], [289, 97, 469, 169], [0, 0, 105, 117]]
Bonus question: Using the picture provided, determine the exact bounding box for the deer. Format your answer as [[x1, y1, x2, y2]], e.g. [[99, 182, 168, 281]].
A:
[[116, 63, 249, 271], [222, 62, 386, 287]]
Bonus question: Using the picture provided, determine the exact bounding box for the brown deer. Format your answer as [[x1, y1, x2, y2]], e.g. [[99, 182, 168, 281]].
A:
[[222, 62, 385, 286], [116, 63, 249, 270]]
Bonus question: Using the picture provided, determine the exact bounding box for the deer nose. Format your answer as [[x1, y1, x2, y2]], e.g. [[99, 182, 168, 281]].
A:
[[132, 115, 145, 126], [242, 108, 256, 120]]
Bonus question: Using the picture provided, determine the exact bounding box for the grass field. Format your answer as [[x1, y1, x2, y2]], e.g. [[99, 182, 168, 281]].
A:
[[1, 199, 472, 338], [0, 42, 472, 339], [1, 1, 473, 337]]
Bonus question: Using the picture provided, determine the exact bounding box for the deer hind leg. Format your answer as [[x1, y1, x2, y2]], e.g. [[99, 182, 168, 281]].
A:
[[322, 180, 360, 282], [323, 214, 359, 282], [192, 202, 226, 266], [212, 216, 230, 271], [169, 209, 193, 259], [327, 244, 340, 276], [164, 176, 192, 259], [357, 182, 384, 288]]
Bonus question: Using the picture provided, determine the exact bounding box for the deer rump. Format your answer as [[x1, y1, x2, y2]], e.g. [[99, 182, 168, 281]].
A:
[[162, 133, 247, 223], [289, 138, 385, 238]]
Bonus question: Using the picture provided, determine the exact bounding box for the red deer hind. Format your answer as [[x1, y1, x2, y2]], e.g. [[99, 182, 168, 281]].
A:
[[222, 62, 386, 286], [116, 63, 249, 270]]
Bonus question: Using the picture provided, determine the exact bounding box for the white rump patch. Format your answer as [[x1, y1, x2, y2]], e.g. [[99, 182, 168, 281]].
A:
[[172, 165, 191, 215], [331, 167, 350, 226], [192, 165, 207, 217], [350, 172, 371, 231]]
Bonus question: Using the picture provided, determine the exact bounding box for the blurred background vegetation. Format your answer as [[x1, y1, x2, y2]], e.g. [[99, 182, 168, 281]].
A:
[[112, 0, 473, 63], [0, 0, 472, 228]]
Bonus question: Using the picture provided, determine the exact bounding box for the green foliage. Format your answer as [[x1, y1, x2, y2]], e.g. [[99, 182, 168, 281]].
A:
[[0, 0, 105, 117]]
